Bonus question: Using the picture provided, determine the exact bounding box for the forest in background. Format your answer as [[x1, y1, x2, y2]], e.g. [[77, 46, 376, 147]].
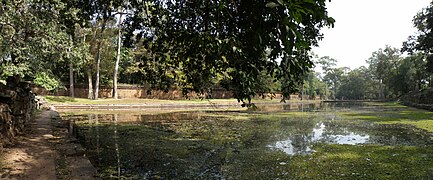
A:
[[1, 0, 433, 102]]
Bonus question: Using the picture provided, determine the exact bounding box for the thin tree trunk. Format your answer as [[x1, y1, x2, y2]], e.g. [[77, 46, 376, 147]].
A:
[[379, 79, 384, 99], [67, 34, 74, 98], [83, 33, 94, 100], [415, 80, 419, 91], [325, 84, 328, 100], [333, 81, 337, 100], [94, 20, 108, 100], [68, 36, 74, 97], [301, 83, 304, 101], [429, 76, 433, 87], [114, 114, 121, 178], [69, 61, 74, 97], [113, 12, 123, 99], [94, 47, 101, 100], [87, 68, 94, 99]]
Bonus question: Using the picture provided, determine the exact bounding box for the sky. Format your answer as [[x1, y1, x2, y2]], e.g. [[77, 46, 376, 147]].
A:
[[312, 0, 432, 69]]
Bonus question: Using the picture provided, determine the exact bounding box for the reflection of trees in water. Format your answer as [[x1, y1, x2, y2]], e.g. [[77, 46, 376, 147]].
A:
[[366, 124, 431, 146], [96, 115, 100, 168], [256, 102, 323, 112], [322, 121, 431, 146], [270, 119, 433, 156], [70, 113, 319, 178], [113, 114, 121, 178], [269, 118, 368, 154], [139, 112, 204, 129], [290, 134, 314, 154]]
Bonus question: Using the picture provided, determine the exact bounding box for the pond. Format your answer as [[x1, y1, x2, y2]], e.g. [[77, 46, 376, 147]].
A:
[[60, 102, 433, 179]]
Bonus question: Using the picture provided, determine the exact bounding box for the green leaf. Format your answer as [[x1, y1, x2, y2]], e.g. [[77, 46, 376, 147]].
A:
[[266, 2, 279, 8]]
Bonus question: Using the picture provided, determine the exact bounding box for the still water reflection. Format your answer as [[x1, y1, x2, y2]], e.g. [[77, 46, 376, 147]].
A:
[[61, 102, 432, 178], [269, 123, 370, 155]]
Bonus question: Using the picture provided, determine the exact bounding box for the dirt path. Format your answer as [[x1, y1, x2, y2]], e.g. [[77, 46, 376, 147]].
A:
[[0, 110, 97, 179], [1, 110, 57, 179]]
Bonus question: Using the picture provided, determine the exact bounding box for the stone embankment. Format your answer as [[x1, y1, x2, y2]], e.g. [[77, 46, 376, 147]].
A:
[[53, 102, 243, 111], [0, 76, 46, 147], [0, 77, 96, 179]]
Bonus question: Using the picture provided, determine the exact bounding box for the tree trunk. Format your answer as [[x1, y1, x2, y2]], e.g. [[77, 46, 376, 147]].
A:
[[94, 19, 108, 100], [113, 12, 123, 99], [94, 48, 101, 100], [429, 75, 433, 87], [67, 34, 74, 98], [69, 62, 74, 97], [301, 83, 304, 101], [333, 82, 337, 100], [68, 38, 74, 98], [379, 79, 384, 99], [114, 114, 121, 178], [325, 84, 328, 100], [87, 68, 94, 99]]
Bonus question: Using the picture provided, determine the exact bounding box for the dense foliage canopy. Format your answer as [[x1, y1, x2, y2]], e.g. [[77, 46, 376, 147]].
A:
[[3, 0, 433, 102], [124, 0, 335, 102], [0, 0, 335, 102]]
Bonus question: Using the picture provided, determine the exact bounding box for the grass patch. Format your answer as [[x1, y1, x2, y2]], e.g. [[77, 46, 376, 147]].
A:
[[337, 105, 433, 132], [379, 120, 433, 132], [289, 144, 433, 179], [365, 101, 407, 108], [45, 96, 77, 103]]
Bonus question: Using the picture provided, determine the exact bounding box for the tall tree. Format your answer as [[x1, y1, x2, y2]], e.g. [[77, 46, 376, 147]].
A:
[[317, 56, 337, 73], [113, 8, 125, 99], [317, 56, 344, 99], [403, 2, 433, 74], [323, 67, 347, 100], [70, 0, 126, 99], [390, 53, 428, 95], [336, 68, 368, 100], [0, 0, 71, 88], [68, 38, 74, 97], [366, 46, 400, 99]]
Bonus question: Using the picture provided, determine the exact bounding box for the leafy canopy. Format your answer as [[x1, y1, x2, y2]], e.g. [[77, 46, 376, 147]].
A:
[[126, 0, 335, 102], [403, 2, 433, 73]]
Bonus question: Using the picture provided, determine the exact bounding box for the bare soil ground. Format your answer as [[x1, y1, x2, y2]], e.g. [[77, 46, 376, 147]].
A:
[[0, 110, 97, 180]]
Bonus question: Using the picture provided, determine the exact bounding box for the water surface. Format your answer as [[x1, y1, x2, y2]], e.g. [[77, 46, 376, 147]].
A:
[[61, 102, 433, 179]]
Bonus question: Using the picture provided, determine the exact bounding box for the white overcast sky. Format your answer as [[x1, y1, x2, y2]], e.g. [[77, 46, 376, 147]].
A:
[[312, 0, 432, 69]]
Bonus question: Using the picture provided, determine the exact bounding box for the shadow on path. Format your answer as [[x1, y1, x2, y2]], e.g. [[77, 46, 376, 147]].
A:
[[0, 110, 97, 179]]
